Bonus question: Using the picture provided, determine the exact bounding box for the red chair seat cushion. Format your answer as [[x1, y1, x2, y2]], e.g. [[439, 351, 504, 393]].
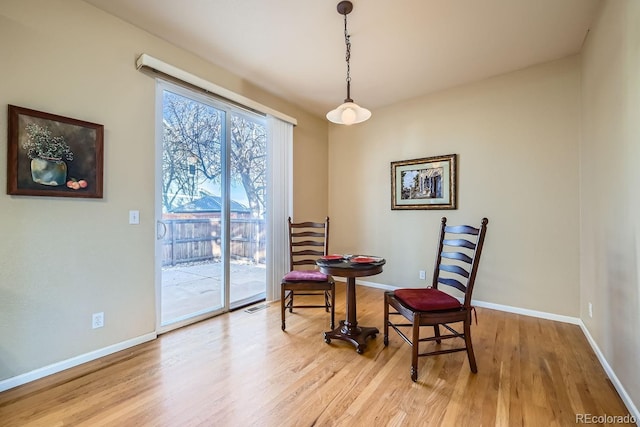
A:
[[283, 270, 329, 282], [394, 288, 462, 311]]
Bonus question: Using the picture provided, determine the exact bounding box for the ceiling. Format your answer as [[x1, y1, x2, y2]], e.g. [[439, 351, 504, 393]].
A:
[[83, 0, 601, 118]]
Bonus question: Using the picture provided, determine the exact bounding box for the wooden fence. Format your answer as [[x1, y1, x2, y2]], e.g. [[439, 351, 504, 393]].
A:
[[162, 218, 265, 266]]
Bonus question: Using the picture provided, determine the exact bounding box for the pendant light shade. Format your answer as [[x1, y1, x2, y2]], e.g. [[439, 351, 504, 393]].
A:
[[326, 101, 371, 125], [327, 1, 371, 125]]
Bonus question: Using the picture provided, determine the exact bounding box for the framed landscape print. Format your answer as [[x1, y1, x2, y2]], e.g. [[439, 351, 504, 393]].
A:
[[391, 154, 457, 210], [7, 105, 104, 198]]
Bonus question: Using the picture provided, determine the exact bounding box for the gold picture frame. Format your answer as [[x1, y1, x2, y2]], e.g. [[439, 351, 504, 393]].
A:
[[391, 154, 457, 210]]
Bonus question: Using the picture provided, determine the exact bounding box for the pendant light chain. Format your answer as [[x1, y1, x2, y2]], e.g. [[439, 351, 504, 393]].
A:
[[343, 12, 352, 102], [326, 1, 371, 125], [344, 13, 351, 85]]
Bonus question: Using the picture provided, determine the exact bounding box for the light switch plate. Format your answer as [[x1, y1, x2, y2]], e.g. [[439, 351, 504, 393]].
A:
[[129, 210, 140, 224]]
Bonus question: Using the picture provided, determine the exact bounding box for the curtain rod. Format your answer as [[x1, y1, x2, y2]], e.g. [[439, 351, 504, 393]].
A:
[[136, 53, 297, 126]]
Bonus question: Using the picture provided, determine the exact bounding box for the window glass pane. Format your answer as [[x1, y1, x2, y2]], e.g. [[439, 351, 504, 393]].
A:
[[159, 86, 267, 326]]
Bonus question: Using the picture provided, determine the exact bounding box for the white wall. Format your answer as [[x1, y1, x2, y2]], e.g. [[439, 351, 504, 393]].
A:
[[0, 0, 328, 383], [328, 56, 581, 316], [580, 0, 640, 411]]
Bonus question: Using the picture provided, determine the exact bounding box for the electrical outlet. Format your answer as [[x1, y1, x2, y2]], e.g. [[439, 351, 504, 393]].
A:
[[92, 312, 104, 329], [588, 302, 593, 318], [419, 270, 426, 280]]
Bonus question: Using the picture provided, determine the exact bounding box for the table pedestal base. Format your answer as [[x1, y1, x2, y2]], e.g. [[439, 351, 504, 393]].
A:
[[324, 321, 379, 354]]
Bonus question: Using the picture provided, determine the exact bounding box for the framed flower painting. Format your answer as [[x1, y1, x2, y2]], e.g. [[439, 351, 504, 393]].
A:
[[7, 105, 104, 198]]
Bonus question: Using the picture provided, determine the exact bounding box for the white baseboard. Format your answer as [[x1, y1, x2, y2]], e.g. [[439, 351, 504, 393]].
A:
[[359, 281, 638, 421], [356, 279, 395, 291], [358, 280, 579, 324], [0, 332, 157, 393], [469, 299, 582, 325], [578, 322, 640, 423]]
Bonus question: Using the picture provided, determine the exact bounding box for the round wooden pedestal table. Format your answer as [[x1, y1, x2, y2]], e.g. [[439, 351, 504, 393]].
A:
[[316, 256, 385, 354]]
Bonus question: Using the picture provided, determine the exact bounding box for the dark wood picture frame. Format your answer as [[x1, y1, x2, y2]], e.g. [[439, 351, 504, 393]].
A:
[[391, 154, 457, 210], [7, 105, 104, 198]]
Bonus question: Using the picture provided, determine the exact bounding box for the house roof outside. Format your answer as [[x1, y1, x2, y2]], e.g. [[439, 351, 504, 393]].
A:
[[171, 195, 250, 214]]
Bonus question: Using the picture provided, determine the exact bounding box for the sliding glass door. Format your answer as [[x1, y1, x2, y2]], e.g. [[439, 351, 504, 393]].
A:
[[155, 81, 266, 331]]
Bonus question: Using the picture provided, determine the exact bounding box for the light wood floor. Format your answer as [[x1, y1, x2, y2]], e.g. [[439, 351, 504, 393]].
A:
[[0, 285, 632, 426]]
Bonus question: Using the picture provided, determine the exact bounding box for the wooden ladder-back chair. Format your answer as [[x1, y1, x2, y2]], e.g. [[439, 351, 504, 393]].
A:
[[281, 217, 335, 331], [384, 217, 489, 381]]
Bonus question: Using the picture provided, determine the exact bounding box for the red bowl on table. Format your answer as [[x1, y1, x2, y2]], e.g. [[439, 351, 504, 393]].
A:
[[320, 254, 344, 261], [350, 256, 381, 264]]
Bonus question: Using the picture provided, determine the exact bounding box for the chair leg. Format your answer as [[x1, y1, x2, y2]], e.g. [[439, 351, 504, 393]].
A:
[[434, 325, 441, 344], [383, 293, 389, 346], [281, 287, 287, 331], [288, 291, 294, 313], [324, 290, 330, 312], [411, 314, 420, 382], [464, 320, 477, 373]]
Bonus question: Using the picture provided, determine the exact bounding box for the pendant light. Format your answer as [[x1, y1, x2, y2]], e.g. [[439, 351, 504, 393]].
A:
[[326, 1, 371, 125]]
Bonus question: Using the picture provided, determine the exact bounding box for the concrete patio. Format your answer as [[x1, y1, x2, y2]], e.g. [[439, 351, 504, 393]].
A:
[[161, 261, 266, 324]]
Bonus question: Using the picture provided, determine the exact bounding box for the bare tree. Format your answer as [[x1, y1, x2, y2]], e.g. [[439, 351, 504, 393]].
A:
[[162, 91, 222, 212], [162, 91, 266, 216], [231, 114, 266, 217]]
